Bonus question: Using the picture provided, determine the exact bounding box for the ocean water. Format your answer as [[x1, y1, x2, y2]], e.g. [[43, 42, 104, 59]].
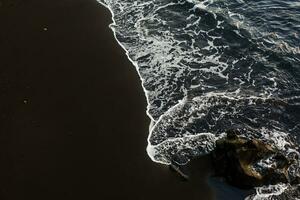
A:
[[98, 0, 300, 199]]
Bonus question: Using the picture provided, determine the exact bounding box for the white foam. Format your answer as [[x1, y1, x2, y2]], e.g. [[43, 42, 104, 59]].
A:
[[97, 1, 300, 198], [97, 0, 157, 123], [246, 184, 289, 200]]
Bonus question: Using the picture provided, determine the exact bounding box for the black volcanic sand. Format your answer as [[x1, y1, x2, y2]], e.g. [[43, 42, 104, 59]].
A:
[[0, 1, 214, 199]]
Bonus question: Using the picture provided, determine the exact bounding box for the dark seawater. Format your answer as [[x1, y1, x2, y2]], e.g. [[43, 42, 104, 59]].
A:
[[98, 0, 300, 199]]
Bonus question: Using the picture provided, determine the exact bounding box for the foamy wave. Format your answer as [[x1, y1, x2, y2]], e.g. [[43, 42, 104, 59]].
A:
[[147, 92, 299, 164], [98, 0, 300, 199], [246, 184, 300, 200]]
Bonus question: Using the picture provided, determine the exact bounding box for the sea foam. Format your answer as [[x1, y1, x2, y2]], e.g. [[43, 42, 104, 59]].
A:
[[97, 0, 300, 199]]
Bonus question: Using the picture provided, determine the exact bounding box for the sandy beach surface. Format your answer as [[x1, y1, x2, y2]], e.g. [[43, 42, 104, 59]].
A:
[[0, 0, 214, 199]]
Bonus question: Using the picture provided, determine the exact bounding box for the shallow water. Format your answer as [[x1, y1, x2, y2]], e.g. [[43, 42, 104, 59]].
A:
[[98, 0, 300, 199]]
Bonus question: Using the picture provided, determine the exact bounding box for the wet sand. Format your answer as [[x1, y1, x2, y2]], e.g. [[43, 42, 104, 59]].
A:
[[0, 0, 214, 199]]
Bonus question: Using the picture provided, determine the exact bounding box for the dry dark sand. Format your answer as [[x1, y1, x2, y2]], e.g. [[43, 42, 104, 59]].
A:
[[0, 1, 214, 199]]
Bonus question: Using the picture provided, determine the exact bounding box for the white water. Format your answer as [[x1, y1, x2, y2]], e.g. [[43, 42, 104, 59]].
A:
[[97, 0, 300, 199]]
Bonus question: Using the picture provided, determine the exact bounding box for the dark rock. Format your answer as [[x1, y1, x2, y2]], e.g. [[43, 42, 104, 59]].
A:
[[211, 130, 296, 189], [168, 130, 299, 195]]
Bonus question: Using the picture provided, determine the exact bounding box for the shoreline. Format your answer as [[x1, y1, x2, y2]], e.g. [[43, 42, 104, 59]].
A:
[[0, 0, 214, 199]]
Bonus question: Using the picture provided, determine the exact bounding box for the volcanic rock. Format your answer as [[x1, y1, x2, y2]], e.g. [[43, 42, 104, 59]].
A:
[[212, 130, 296, 189]]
